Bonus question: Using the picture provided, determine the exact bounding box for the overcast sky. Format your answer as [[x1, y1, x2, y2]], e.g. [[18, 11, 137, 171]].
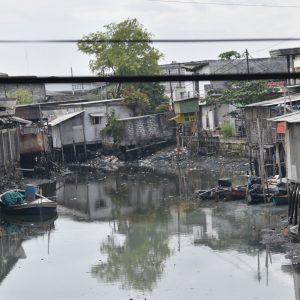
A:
[[1, 0, 300, 76]]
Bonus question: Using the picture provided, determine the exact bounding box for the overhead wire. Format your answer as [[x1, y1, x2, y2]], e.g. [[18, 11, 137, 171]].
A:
[[3, 73, 300, 84], [1, 38, 300, 43], [147, 0, 300, 8], [212, 52, 246, 74], [251, 31, 300, 54]]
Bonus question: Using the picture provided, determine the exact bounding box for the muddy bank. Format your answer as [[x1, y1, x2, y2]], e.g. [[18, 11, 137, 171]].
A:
[[84, 146, 250, 175], [0, 168, 23, 194]]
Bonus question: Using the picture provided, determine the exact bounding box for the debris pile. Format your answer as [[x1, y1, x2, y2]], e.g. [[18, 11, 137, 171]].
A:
[[88, 155, 123, 171], [137, 146, 249, 174]]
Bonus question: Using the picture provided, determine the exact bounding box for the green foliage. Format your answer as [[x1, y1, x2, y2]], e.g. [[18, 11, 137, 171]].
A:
[[122, 86, 150, 116], [91, 207, 171, 291], [155, 103, 169, 113], [206, 80, 280, 108], [218, 50, 241, 60], [102, 110, 123, 143], [78, 18, 166, 110], [7, 88, 34, 105], [221, 122, 234, 137], [139, 83, 168, 113], [77, 18, 163, 76]]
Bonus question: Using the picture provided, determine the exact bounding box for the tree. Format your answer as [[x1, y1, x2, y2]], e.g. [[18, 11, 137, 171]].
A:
[[7, 88, 34, 105], [218, 50, 241, 60], [122, 86, 150, 116], [91, 207, 170, 291], [206, 81, 280, 109], [78, 18, 166, 113]]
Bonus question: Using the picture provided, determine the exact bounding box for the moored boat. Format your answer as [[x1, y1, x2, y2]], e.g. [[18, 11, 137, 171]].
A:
[[272, 194, 288, 206], [0, 189, 57, 216]]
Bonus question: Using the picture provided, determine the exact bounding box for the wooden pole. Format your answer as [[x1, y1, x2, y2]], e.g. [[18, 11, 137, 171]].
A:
[[257, 119, 266, 202], [249, 146, 253, 175], [81, 113, 88, 162], [73, 140, 78, 163], [176, 125, 180, 160], [294, 185, 300, 225], [275, 143, 282, 180], [288, 182, 295, 221], [290, 184, 298, 224]]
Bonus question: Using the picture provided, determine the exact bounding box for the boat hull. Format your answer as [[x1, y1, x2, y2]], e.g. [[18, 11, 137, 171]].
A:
[[247, 193, 266, 204], [0, 189, 57, 216], [1, 203, 57, 215], [272, 195, 288, 206]]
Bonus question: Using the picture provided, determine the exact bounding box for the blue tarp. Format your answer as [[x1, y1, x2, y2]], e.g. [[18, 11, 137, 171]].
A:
[[1, 192, 25, 206]]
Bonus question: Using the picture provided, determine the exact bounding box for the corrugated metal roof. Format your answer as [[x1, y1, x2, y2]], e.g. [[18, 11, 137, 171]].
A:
[[269, 111, 300, 123], [11, 116, 32, 124], [48, 111, 84, 126], [245, 93, 300, 107], [59, 98, 123, 107]]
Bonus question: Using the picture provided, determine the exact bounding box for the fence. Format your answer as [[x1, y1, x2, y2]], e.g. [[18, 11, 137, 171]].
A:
[[0, 127, 20, 171]]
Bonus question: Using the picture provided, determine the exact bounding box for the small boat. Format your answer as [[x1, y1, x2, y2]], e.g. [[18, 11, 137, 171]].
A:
[[272, 194, 288, 206], [247, 192, 267, 204], [0, 189, 57, 216], [227, 188, 247, 200], [194, 188, 216, 200]]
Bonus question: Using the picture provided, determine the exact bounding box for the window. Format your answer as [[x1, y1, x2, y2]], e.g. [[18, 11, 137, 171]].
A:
[[92, 116, 101, 125]]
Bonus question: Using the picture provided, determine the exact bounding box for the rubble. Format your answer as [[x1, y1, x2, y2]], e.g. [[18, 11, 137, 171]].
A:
[[136, 146, 249, 174], [86, 155, 124, 171]]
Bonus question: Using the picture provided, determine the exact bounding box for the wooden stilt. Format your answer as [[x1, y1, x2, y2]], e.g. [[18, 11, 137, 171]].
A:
[[295, 187, 299, 226], [290, 184, 299, 224], [288, 183, 295, 220], [73, 141, 78, 163], [275, 143, 282, 180]]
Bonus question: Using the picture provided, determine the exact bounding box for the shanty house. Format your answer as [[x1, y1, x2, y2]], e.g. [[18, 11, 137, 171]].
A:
[[244, 94, 300, 176], [269, 111, 300, 182], [58, 98, 133, 145]]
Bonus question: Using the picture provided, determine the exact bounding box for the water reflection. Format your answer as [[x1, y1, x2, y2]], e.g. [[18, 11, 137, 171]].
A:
[[51, 167, 294, 298], [56, 167, 178, 220], [91, 207, 170, 291], [0, 214, 57, 283]]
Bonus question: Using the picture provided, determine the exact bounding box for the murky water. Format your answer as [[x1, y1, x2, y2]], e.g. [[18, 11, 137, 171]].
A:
[[0, 166, 298, 300]]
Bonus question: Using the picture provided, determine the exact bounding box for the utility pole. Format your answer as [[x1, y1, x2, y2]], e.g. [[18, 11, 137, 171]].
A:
[[169, 69, 174, 108], [71, 67, 75, 95], [246, 49, 250, 74]]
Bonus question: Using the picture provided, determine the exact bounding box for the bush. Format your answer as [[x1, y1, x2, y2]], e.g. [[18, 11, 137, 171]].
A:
[[101, 110, 123, 143], [221, 122, 233, 137]]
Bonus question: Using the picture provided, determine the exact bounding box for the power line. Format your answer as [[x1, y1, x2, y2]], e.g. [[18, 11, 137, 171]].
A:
[[251, 31, 300, 54], [3, 73, 300, 84], [147, 0, 300, 8], [212, 52, 246, 74], [1, 38, 300, 43]]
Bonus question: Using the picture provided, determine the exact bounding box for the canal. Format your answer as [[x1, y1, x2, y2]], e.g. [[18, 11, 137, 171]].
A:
[[0, 166, 298, 300]]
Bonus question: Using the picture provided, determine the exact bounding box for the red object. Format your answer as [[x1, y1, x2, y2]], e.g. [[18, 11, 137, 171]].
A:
[[277, 122, 286, 134]]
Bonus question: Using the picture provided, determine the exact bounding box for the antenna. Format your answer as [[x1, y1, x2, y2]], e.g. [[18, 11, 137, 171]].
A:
[[25, 49, 30, 75], [71, 67, 74, 95]]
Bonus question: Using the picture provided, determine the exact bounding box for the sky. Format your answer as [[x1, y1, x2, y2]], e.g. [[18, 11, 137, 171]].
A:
[[1, 0, 300, 76]]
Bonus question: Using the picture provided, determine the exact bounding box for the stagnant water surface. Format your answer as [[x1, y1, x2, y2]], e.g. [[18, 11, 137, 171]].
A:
[[0, 166, 298, 300]]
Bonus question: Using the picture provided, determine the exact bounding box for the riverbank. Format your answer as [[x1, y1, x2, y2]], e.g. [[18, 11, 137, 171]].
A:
[[85, 146, 250, 175]]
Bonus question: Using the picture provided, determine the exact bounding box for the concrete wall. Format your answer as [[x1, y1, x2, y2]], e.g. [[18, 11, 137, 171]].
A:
[[118, 114, 174, 146], [0, 84, 46, 103]]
